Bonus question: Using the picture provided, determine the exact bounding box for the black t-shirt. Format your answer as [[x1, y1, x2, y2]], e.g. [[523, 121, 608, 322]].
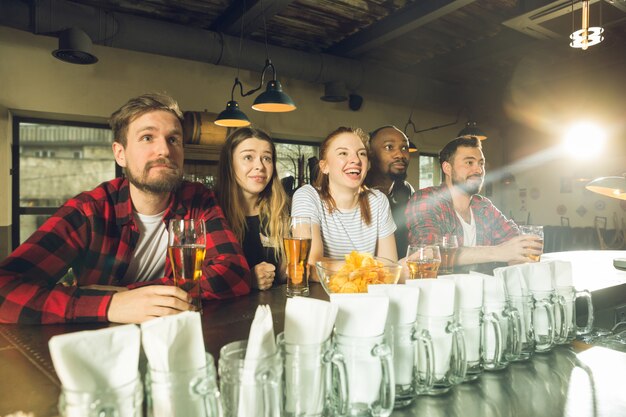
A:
[[388, 180, 414, 259], [242, 216, 282, 285]]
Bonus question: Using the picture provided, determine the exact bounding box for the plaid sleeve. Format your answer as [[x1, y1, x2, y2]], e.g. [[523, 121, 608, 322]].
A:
[[185, 187, 251, 299], [0, 204, 113, 324], [405, 188, 450, 246], [478, 198, 520, 245]]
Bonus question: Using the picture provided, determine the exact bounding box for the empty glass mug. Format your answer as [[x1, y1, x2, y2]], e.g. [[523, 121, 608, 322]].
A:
[[218, 340, 282, 417], [277, 333, 348, 417], [505, 294, 537, 361], [482, 301, 520, 371], [333, 333, 395, 417], [555, 286, 594, 344], [58, 376, 143, 417], [414, 314, 466, 395], [386, 322, 434, 408], [459, 306, 499, 381], [146, 353, 222, 417], [530, 290, 562, 353]]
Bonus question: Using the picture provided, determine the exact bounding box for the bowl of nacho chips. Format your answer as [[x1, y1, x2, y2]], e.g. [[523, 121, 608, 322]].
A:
[[316, 251, 402, 294]]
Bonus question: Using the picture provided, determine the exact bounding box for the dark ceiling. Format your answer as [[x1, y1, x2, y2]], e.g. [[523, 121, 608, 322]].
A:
[[3, 0, 626, 118]]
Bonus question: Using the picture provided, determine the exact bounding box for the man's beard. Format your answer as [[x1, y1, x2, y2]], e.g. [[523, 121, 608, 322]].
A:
[[452, 174, 483, 195], [389, 171, 407, 182], [125, 159, 182, 194]]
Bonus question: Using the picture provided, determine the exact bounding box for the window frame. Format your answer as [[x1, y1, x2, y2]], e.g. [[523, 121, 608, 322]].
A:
[[11, 116, 121, 250]]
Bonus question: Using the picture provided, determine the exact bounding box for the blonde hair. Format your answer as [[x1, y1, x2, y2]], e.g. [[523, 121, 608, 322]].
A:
[[217, 127, 289, 263], [314, 126, 373, 225]]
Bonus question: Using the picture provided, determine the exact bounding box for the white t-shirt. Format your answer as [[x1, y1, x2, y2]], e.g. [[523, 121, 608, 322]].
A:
[[122, 210, 168, 283], [456, 208, 477, 247], [291, 185, 396, 259]]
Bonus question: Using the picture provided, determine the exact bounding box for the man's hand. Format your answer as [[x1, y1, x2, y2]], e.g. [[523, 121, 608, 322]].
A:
[[253, 262, 276, 291], [496, 235, 543, 264], [107, 285, 193, 323]]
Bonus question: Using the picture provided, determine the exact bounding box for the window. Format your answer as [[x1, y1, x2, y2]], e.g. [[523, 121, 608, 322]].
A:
[[273, 139, 320, 195], [418, 153, 440, 189], [12, 118, 119, 248]]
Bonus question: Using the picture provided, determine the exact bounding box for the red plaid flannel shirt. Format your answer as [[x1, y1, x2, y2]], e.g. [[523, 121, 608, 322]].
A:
[[0, 178, 251, 324], [405, 184, 520, 247]]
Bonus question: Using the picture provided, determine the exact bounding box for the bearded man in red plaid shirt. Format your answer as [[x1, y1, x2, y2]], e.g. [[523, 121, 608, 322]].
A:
[[405, 136, 542, 273], [0, 93, 251, 324]]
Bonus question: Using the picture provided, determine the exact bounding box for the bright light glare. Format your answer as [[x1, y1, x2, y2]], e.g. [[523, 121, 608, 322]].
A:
[[562, 121, 606, 160]]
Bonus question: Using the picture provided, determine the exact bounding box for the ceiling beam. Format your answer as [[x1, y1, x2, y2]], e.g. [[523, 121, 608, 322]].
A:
[[211, 0, 295, 36], [327, 0, 476, 57]]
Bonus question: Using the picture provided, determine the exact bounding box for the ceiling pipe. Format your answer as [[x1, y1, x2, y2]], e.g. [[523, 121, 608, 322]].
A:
[[0, 0, 455, 108]]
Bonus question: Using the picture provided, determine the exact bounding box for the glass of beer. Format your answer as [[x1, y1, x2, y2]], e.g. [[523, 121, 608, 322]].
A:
[[284, 216, 312, 297], [406, 244, 441, 279], [439, 234, 459, 275], [520, 225, 544, 262], [168, 219, 206, 312]]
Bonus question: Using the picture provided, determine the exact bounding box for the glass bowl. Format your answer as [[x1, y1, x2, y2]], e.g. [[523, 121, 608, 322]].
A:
[[315, 256, 402, 295]]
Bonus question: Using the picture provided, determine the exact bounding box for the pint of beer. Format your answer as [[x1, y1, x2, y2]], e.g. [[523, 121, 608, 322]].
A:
[[284, 217, 312, 296], [406, 244, 441, 279], [168, 219, 207, 312], [520, 225, 544, 262]]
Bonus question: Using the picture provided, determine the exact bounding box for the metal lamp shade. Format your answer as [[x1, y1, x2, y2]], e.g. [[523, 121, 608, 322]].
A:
[[585, 176, 626, 200], [214, 101, 251, 127], [252, 80, 296, 112], [458, 121, 487, 140]]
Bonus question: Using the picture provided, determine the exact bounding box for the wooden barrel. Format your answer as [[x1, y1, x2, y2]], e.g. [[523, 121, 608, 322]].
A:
[[183, 111, 228, 145]]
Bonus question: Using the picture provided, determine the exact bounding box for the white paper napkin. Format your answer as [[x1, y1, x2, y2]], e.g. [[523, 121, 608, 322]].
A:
[[439, 274, 484, 310], [494, 265, 529, 297], [471, 271, 506, 305], [141, 311, 206, 372], [406, 279, 455, 317], [283, 297, 337, 415], [367, 284, 420, 325], [141, 312, 207, 417], [330, 293, 389, 337], [50, 325, 140, 391], [284, 297, 337, 344], [49, 325, 140, 417], [239, 305, 277, 417], [523, 262, 555, 292], [549, 260, 574, 287]]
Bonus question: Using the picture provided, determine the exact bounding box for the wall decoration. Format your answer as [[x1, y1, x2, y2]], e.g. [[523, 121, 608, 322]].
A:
[[594, 200, 606, 211], [530, 187, 541, 200], [519, 188, 527, 212], [560, 177, 572, 193], [576, 205, 588, 217], [557, 204, 567, 216]]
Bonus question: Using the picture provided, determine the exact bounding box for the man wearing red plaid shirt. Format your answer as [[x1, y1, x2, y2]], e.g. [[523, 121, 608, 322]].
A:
[[0, 93, 251, 324], [405, 136, 541, 273]]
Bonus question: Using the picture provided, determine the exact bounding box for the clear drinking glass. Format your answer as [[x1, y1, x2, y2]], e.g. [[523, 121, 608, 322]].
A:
[[218, 340, 283, 417], [406, 244, 441, 279], [414, 314, 466, 395], [531, 289, 561, 352], [277, 333, 348, 417], [439, 235, 459, 275], [482, 302, 519, 371], [146, 353, 222, 417], [505, 294, 536, 361], [458, 307, 485, 381], [519, 225, 544, 262], [168, 219, 207, 312], [386, 322, 433, 408], [284, 216, 312, 297], [333, 333, 395, 417], [555, 286, 594, 344], [59, 376, 143, 417]]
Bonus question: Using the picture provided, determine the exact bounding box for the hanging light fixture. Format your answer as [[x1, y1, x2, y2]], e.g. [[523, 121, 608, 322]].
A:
[[457, 121, 487, 140], [404, 108, 488, 141], [403, 110, 419, 153], [585, 175, 626, 200], [570, 0, 604, 50], [215, 0, 296, 126]]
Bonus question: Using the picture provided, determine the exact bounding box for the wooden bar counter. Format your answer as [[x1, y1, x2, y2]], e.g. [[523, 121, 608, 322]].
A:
[[1, 250, 626, 417]]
